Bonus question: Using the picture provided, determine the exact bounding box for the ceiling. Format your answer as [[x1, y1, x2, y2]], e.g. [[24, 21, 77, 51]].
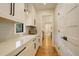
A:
[[33, 3, 57, 10]]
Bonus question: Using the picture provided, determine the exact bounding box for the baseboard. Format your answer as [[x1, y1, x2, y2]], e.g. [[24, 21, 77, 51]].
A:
[[54, 45, 63, 56]]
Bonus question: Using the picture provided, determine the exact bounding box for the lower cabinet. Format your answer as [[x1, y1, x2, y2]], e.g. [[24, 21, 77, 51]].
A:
[[18, 44, 34, 56], [17, 38, 39, 56]]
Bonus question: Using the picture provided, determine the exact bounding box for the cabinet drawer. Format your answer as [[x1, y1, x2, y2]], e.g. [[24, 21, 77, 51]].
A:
[[66, 40, 79, 55], [17, 42, 34, 56], [60, 4, 77, 15], [60, 4, 79, 26]]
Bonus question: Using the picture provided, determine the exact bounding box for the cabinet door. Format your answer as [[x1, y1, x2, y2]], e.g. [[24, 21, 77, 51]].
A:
[[25, 4, 36, 26], [0, 3, 14, 20], [25, 15, 34, 26], [18, 43, 34, 56], [33, 39, 40, 55], [18, 47, 32, 56], [0, 3, 10, 15], [35, 39, 40, 49], [60, 4, 77, 16], [14, 3, 25, 23]]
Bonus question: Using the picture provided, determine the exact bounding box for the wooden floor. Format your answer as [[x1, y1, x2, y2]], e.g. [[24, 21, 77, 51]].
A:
[[36, 36, 59, 56]]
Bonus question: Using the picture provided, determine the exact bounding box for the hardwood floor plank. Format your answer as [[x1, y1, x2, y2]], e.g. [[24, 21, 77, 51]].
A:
[[36, 36, 59, 56]]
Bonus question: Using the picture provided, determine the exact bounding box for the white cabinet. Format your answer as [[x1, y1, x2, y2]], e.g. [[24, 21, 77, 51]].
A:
[[57, 4, 78, 17], [25, 15, 34, 26], [25, 4, 36, 26], [0, 4, 10, 14], [0, 3, 14, 21], [0, 3, 25, 23], [14, 3, 25, 23], [55, 3, 79, 55], [56, 4, 78, 28], [18, 43, 34, 56], [17, 37, 39, 56], [63, 6, 79, 26]]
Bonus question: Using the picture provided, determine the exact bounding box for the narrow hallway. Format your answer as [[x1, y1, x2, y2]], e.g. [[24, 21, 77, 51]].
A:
[[36, 36, 58, 56]]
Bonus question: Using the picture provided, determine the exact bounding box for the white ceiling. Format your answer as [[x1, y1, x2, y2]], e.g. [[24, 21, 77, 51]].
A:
[[33, 3, 57, 10]]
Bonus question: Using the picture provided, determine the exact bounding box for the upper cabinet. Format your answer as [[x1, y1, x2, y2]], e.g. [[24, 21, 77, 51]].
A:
[[56, 4, 78, 17], [14, 3, 25, 23], [0, 3, 13, 20], [0, 3, 25, 23], [25, 4, 36, 26], [55, 3, 79, 27]]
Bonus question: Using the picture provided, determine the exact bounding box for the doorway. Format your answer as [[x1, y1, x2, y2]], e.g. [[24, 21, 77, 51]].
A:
[[42, 23, 53, 47], [44, 24, 52, 40], [41, 15, 54, 46]]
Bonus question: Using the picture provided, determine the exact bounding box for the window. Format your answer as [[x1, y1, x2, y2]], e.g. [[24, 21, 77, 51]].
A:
[[16, 22, 24, 33]]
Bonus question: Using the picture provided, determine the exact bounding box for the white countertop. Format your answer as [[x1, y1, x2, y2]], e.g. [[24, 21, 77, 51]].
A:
[[0, 35, 37, 56]]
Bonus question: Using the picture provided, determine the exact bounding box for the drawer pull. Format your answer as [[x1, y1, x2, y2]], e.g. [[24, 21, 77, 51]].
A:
[[15, 47, 26, 56], [62, 36, 67, 41], [34, 43, 36, 49]]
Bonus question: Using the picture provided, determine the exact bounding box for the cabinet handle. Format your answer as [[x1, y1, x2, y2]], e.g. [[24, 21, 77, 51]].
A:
[[10, 3, 15, 16], [62, 36, 67, 41], [34, 43, 36, 49], [10, 3, 12, 15], [15, 47, 26, 56], [12, 3, 15, 16], [34, 19, 36, 25]]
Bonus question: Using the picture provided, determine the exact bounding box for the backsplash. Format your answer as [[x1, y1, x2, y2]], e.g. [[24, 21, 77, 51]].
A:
[[0, 22, 23, 42], [25, 26, 37, 35]]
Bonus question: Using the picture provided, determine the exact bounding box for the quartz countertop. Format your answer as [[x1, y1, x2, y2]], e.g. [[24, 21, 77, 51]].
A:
[[0, 35, 37, 56]]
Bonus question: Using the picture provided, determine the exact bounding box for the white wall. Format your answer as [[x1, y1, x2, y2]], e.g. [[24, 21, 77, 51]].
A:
[[37, 9, 54, 46], [55, 3, 79, 56]]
